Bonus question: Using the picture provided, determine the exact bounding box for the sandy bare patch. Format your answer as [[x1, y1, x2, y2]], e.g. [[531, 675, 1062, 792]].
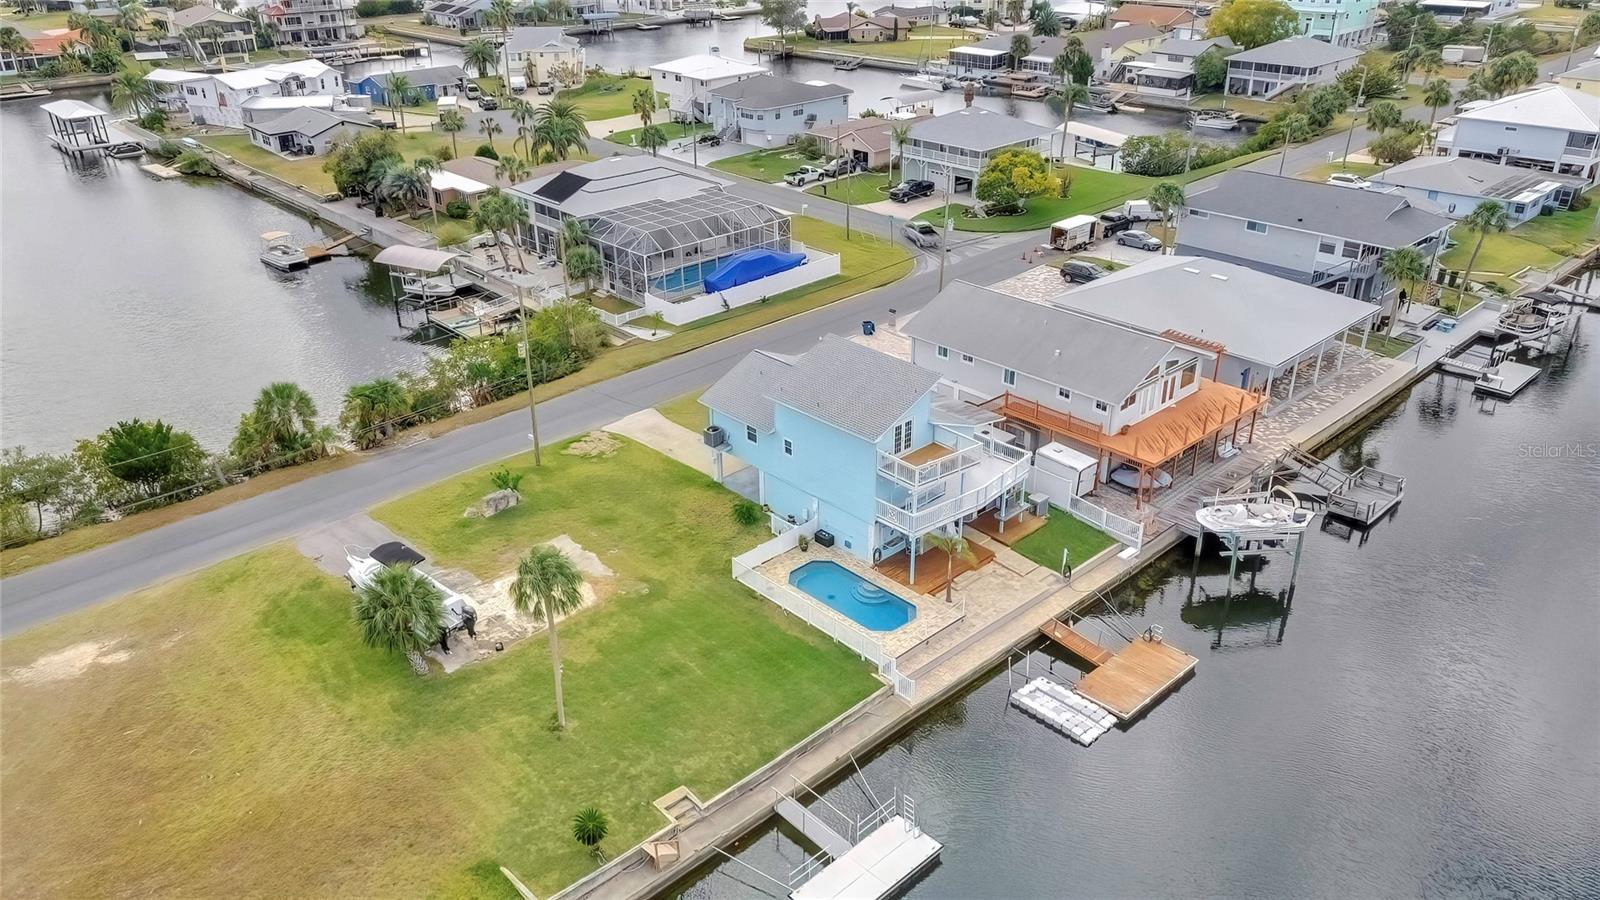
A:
[[563, 431, 620, 458], [5, 640, 134, 686], [546, 534, 614, 579]]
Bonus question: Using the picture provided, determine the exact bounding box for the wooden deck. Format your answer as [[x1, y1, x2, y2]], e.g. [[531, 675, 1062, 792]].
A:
[[968, 507, 1048, 546], [900, 442, 954, 466], [1039, 619, 1113, 666], [1073, 637, 1198, 721], [875, 541, 996, 595]]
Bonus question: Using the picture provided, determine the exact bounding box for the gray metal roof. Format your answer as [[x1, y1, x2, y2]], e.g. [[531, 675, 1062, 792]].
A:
[[361, 65, 465, 89], [246, 107, 370, 137], [1049, 256, 1379, 370], [768, 336, 939, 440], [1153, 36, 1235, 58], [909, 107, 1054, 151], [1371, 155, 1581, 199], [512, 156, 732, 217], [707, 75, 851, 109], [505, 26, 577, 53], [1227, 36, 1361, 67], [1187, 171, 1452, 248], [902, 282, 1180, 402], [700, 351, 794, 432]]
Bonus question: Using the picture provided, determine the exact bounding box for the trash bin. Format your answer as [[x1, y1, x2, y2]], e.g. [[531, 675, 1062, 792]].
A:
[[862, 320, 876, 336]]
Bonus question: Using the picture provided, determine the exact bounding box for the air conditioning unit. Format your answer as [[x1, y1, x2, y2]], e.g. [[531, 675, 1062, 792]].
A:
[[703, 424, 726, 447]]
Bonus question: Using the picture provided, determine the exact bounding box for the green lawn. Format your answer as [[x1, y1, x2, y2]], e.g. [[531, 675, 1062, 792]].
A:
[[604, 120, 709, 146], [657, 389, 709, 432], [1011, 507, 1118, 573], [200, 131, 518, 195], [1, 440, 877, 900], [411, 212, 480, 247], [558, 74, 653, 121], [746, 25, 976, 63], [1345, 329, 1419, 358], [1515, 2, 1588, 24], [709, 147, 818, 183], [1440, 205, 1600, 281], [1296, 161, 1385, 183], [806, 172, 893, 205]]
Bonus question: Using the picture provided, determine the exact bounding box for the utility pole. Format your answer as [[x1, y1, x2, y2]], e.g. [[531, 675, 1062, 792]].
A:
[[517, 284, 543, 466], [1340, 65, 1368, 173], [1566, 25, 1581, 73], [937, 166, 953, 291]]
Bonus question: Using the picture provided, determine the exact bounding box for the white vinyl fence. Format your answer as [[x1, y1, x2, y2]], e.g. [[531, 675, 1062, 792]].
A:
[[1065, 495, 1144, 550]]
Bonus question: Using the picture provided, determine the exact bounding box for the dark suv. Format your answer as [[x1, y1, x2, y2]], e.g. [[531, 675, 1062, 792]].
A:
[[1097, 212, 1132, 237], [1059, 260, 1108, 284], [888, 179, 936, 202]]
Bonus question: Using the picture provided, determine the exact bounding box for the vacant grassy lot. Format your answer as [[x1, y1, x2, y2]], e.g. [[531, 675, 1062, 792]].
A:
[[709, 146, 817, 183], [1441, 205, 1600, 280], [558, 74, 652, 120], [747, 25, 976, 63], [2, 440, 877, 899], [1297, 161, 1385, 183], [604, 120, 709, 146], [200, 132, 518, 195], [1012, 507, 1118, 572], [807, 172, 893, 205]]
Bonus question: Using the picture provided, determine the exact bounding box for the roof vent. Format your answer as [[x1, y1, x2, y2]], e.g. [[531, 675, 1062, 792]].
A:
[[1210, 273, 1228, 281], [1182, 266, 1200, 274]]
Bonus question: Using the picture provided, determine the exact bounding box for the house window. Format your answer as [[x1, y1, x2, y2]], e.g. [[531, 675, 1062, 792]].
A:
[[783, 439, 794, 456], [936, 345, 949, 358], [1121, 394, 1138, 410], [746, 425, 757, 443], [961, 353, 974, 364], [893, 420, 914, 454], [1246, 220, 1268, 234], [1057, 387, 1071, 401], [1094, 400, 1109, 413], [1513, 203, 1526, 214], [1319, 239, 1337, 254], [1342, 243, 1359, 259], [1180, 362, 1197, 387], [1003, 368, 1017, 386], [1427, 190, 1440, 200]]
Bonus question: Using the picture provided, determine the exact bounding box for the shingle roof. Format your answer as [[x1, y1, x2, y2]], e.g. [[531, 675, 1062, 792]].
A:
[[1226, 36, 1362, 67], [767, 336, 939, 440], [505, 26, 577, 53], [909, 107, 1054, 151], [707, 74, 851, 109], [361, 64, 465, 89], [1371, 155, 1581, 200], [1108, 5, 1198, 27], [903, 282, 1180, 402], [809, 113, 929, 152], [1047, 256, 1380, 370], [1186, 171, 1451, 248], [874, 5, 941, 16], [1153, 36, 1234, 58], [1454, 82, 1600, 131], [172, 5, 248, 28], [247, 107, 370, 137], [700, 351, 794, 432]]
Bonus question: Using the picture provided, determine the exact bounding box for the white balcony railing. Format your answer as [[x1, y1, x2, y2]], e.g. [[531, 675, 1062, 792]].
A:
[[877, 444, 983, 487], [875, 451, 1030, 537]]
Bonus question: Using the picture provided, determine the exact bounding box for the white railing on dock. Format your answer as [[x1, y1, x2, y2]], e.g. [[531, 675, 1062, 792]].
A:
[[1066, 495, 1144, 550]]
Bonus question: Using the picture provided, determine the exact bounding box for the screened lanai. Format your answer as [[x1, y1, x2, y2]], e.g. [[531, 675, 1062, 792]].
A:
[[585, 192, 791, 303]]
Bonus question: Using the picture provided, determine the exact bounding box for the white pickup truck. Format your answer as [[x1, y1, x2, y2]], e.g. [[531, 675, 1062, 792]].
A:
[[784, 166, 826, 186]]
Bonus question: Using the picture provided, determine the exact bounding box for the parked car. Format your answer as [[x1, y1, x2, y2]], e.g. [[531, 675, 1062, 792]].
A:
[[1059, 259, 1108, 284], [697, 132, 722, 146], [464, 82, 481, 100], [1118, 229, 1163, 251], [903, 220, 941, 248], [784, 166, 826, 186], [508, 74, 527, 93], [1097, 211, 1133, 237], [1325, 172, 1373, 190], [1120, 199, 1159, 222], [821, 156, 855, 178], [536, 82, 555, 95], [889, 179, 936, 202], [477, 95, 500, 110], [954, 14, 981, 26]]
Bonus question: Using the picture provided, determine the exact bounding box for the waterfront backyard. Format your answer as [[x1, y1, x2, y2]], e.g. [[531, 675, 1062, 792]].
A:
[[0, 437, 878, 899]]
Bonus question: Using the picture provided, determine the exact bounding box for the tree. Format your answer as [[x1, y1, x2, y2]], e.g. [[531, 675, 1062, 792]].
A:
[[1380, 245, 1427, 332], [230, 381, 329, 468], [1367, 129, 1422, 164], [557, 216, 591, 301], [1366, 99, 1402, 133], [887, 122, 911, 187], [100, 419, 206, 498], [1052, 78, 1089, 161], [1421, 78, 1452, 143], [565, 244, 601, 294], [1477, 50, 1538, 97], [1148, 180, 1185, 249], [0, 28, 30, 60], [758, 0, 806, 41], [920, 531, 975, 605], [109, 62, 159, 114], [637, 123, 667, 156], [494, 153, 531, 184], [380, 163, 429, 216], [478, 115, 504, 150], [510, 545, 586, 728], [1336, 63, 1402, 101], [340, 378, 409, 449], [463, 36, 498, 78], [632, 87, 656, 127], [0, 447, 74, 536], [1457, 201, 1509, 310], [474, 188, 528, 270], [488, 0, 515, 93], [323, 129, 400, 198], [1193, 47, 1232, 93], [572, 806, 609, 857], [534, 98, 587, 160], [383, 72, 415, 131], [1302, 83, 1349, 131], [975, 147, 1055, 213], [439, 107, 466, 157], [1274, 112, 1309, 175], [1206, 0, 1297, 49], [354, 564, 444, 675], [1031, 6, 1059, 36], [172, 149, 220, 176], [1009, 32, 1032, 70], [1583, 10, 1600, 43]]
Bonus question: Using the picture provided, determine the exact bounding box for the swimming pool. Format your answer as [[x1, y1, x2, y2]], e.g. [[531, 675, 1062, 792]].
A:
[[788, 561, 916, 632], [651, 256, 729, 295]]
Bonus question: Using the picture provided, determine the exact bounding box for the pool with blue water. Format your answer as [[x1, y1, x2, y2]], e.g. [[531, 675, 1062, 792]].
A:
[[788, 561, 916, 632], [651, 256, 729, 295]]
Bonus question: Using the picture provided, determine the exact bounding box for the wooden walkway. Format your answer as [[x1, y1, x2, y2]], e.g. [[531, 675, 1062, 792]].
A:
[[875, 541, 995, 596], [1074, 638, 1197, 721], [1038, 619, 1113, 666], [968, 508, 1048, 546]]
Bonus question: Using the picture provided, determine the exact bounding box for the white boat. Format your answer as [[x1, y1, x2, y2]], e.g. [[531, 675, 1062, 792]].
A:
[[259, 231, 309, 271], [1496, 299, 1564, 341], [634, 22, 661, 29], [901, 72, 949, 91], [1195, 489, 1315, 538], [345, 542, 476, 633], [400, 272, 463, 299], [1109, 463, 1171, 492], [1190, 108, 1241, 130]]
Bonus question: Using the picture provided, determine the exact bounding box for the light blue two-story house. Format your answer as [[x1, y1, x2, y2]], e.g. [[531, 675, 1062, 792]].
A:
[[706, 75, 852, 149], [701, 336, 1031, 582]]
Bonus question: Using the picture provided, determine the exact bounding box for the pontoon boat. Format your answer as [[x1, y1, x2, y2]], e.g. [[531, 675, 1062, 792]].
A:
[[258, 231, 309, 271]]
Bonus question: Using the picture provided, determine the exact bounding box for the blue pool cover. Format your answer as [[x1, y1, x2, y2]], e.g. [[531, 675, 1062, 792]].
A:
[[702, 248, 805, 293]]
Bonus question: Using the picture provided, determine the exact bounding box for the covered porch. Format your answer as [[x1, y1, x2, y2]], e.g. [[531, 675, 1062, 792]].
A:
[[874, 535, 997, 596]]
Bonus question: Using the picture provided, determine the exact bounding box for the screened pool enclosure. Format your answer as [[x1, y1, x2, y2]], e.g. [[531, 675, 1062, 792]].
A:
[[584, 192, 793, 303]]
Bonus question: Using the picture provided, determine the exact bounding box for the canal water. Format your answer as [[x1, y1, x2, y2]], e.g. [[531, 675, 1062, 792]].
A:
[[0, 89, 432, 454], [665, 314, 1600, 899]]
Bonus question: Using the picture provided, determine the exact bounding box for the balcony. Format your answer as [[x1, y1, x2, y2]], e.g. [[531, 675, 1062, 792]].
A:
[[875, 432, 1030, 537], [1311, 253, 1380, 286]]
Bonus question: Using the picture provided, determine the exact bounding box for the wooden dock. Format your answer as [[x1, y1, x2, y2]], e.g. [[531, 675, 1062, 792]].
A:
[[1073, 637, 1197, 721], [1038, 619, 1113, 666]]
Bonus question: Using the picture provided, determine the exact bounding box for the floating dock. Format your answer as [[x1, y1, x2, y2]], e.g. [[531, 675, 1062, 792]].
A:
[[1040, 620, 1197, 721], [1473, 361, 1541, 398], [789, 815, 941, 900], [1010, 676, 1117, 745]]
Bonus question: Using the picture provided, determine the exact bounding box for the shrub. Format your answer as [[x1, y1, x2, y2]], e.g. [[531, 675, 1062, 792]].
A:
[[172, 150, 220, 177], [137, 109, 168, 132], [490, 467, 525, 495], [732, 498, 764, 526], [153, 138, 183, 159], [475, 142, 499, 160], [445, 198, 472, 219], [572, 806, 609, 857]]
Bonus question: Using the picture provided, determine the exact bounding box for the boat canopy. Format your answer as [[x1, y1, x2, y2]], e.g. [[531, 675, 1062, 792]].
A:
[[374, 245, 460, 274], [370, 541, 426, 567], [260, 230, 292, 242], [703, 248, 806, 293]]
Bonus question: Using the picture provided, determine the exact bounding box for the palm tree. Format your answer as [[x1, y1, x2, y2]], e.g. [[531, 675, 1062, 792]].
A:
[[354, 564, 444, 675], [0, 28, 30, 61], [1366, 100, 1402, 133], [632, 86, 656, 127], [1379, 245, 1427, 333], [1457, 201, 1509, 312], [478, 115, 504, 150], [384, 72, 415, 131], [488, 0, 516, 94], [510, 545, 586, 729], [382, 164, 429, 216], [1009, 32, 1032, 70], [340, 377, 409, 448], [1051, 49, 1089, 162], [1275, 112, 1309, 175], [494, 153, 531, 184], [1032, 6, 1060, 36], [110, 62, 159, 114], [921, 530, 976, 605], [637, 124, 667, 156], [116, 0, 146, 34], [572, 806, 609, 858], [1421, 79, 1452, 145], [463, 36, 498, 79], [474, 188, 529, 270], [1416, 48, 1443, 85], [509, 97, 536, 159], [557, 216, 590, 300], [1148, 180, 1185, 250], [565, 244, 601, 295], [534, 99, 587, 160], [888, 123, 911, 188], [232, 381, 321, 465], [439, 107, 467, 157], [514, 124, 537, 162]]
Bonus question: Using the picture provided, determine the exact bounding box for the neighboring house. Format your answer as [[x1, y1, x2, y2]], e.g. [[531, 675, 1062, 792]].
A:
[[0, 28, 83, 76], [702, 335, 1031, 579], [245, 107, 376, 157], [239, 93, 362, 125], [148, 58, 344, 128], [1048, 256, 1382, 396], [946, 27, 1162, 75], [1555, 58, 1600, 95], [1115, 35, 1234, 98], [899, 107, 1056, 192], [1435, 83, 1600, 184], [904, 279, 1260, 502], [1287, 0, 1377, 47], [812, 12, 910, 42], [350, 65, 466, 105], [422, 0, 494, 31], [808, 114, 930, 170], [650, 53, 768, 122], [1108, 3, 1202, 37], [505, 26, 585, 86], [615, 0, 686, 13], [1369, 155, 1581, 224], [873, 5, 944, 25], [707, 75, 851, 148], [1225, 36, 1361, 98], [1179, 171, 1453, 311], [264, 0, 364, 46], [169, 5, 258, 57], [431, 155, 529, 209], [1416, 0, 1517, 22], [146, 67, 210, 112]]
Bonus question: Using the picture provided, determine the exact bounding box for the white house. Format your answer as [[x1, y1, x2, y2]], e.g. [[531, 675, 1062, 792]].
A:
[[1435, 83, 1600, 185], [707, 75, 851, 148], [899, 107, 1056, 192], [1225, 36, 1361, 98], [650, 53, 768, 123], [150, 58, 345, 128], [504, 26, 585, 86], [245, 107, 377, 158], [266, 0, 364, 45], [1369, 155, 1579, 225], [1416, 0, 1517, 22]]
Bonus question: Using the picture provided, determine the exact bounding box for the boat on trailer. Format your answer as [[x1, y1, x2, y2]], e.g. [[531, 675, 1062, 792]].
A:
[[1190, 108, 1241, 130], [634, 21, 661, 29]]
